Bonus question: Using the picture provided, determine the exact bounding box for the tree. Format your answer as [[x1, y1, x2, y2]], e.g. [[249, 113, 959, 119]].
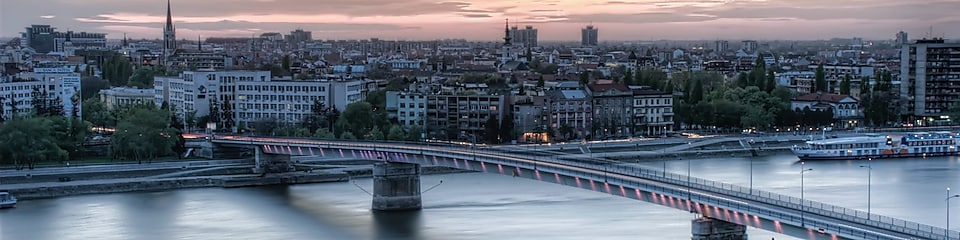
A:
[[537, 75, 545, 88], [369, 126, 385, 140], [525, 48, 532, 62], [281, 55, 291, 76], [220, 98, 235, 131], [839, 74, 852, 95], [690, 78, 704, 104], [484, 114, 501, 143], [736, 72, 749, 88], [80, 76, 110, 100], [559, 123, 574, 140], [340, 102, 375, 138], [31, 86, 47, 117], [253, 118, 278, 136], [579, 71, 590, 86], [500, 111, 515, 142], [860, 76, 871, 95], [765, 70, 776, 93], [312, 128, 335, 139], [111, 106, 178, 162], [340, 131, 357, 140], [814, 64, 826, 93], [0, 117, 67, 169], [387, 125, 405, 141], [623, 69, 633, 86], [128, 67, 156, 89]]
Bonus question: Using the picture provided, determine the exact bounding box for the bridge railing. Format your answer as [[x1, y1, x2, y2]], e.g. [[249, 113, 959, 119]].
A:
[[215, 136, 955, 240], [416, 148, 905, 240]]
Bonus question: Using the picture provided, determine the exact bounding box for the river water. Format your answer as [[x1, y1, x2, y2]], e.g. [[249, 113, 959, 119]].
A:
[[2, 153, 959, 240]]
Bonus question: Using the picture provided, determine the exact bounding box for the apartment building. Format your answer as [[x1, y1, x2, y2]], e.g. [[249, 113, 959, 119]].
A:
[[631, 87, 674, 137], [588, 82, 633, 138], [899, 39, 960, 124], [0, 67, 82, 119], [99, 87, 154, 110]]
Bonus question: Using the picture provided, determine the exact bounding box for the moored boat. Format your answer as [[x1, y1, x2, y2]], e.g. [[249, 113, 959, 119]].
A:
[[791, 132, 960, 160], [0, 191, 16, 209]]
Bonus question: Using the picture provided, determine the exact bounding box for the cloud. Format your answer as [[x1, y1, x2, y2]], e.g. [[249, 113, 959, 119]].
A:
[[40, 15, 56, 19], [460, 13, 493, 18], [564, 12, 717, 24]]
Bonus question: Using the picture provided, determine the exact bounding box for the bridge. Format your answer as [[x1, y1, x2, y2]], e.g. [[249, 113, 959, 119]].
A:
[[191, 135, 954, 240]]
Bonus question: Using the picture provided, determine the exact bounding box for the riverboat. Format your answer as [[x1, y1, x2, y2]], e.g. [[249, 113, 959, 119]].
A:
[[791, 132, 960, 161], [0, 191, 16, 209]]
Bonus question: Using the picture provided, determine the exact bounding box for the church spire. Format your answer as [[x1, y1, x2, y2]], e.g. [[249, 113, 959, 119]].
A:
[[165, 0, 174, 31], [503, 18, 512, 46]]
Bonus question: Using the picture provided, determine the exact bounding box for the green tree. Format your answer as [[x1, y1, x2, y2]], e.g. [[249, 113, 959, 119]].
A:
[[0, 117, 67, 169], [387, 125, 405, 141], [500, 111, 515, 142], [253, 117, 278, 136], [340, 102, 375, 138], [860, 76, 871, 95], [369, 125, 385, 140], [220, 98, 235, 131], [690, 78, 704, 104], [281, 55, 291, 76], [340, 131, 357, 140], [312, 128, 335, 139], [623, 69, 633, 86], [484, 114, 501, 143], [128, 67, 156, 89], [814, 64, 826, 93], [765, 70, 776, 93], [537, 75, 545, 88], [80, 76, 110, 100], [111, 106, 178, 162], [579, 71, 589, 86], [406, 126, 423, 142], [839, 74, 852, 95]]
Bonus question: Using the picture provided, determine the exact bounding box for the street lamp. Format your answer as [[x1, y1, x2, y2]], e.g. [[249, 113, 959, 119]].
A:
[[947, 187, 960, 237], [800, 161, 813, 227], [749, 158, 754, 194], [859, 158, 872, 219]]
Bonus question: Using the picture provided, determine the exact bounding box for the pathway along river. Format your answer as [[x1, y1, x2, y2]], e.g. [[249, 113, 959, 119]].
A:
[[2, 153, 959, 240]]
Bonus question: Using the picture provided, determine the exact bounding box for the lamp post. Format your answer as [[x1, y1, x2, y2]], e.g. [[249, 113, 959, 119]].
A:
[[749, 158, 754, 194], [948, 187, 960, 237], [685, 154, 691, 202], [800, 161, 813, 227], [859, 158, 872, 219]]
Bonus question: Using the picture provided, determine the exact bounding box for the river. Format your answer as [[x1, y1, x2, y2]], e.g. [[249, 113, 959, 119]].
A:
[[2, 153, 959, 240]]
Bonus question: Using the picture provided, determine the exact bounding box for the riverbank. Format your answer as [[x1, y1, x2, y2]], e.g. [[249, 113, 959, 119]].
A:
[[5, 165, 470, 200]]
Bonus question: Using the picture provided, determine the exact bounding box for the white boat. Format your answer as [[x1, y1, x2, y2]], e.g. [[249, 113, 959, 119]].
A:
[[0, 191, 16, 209], [791, 132, 960, 161]]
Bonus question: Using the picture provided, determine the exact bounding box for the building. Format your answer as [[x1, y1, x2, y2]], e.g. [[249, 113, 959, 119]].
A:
[[714, 40, 729, 54], [386, 91, 427, 130], [581, 25, 598, 46], [546, 89, 591, 140], [167, 52, 234, 70], [776, 71, 816, 94], [513, 97, 549, 143], [631, 87, 673, 137], [896, 31, 909, 47], [162, 0, 177, 59], [21, 25, 56, 53], [588, 82, 632, 138], [99, 87, 154, 110], [20, 25, 106, 54], [899, 39, 960, 124], [423, 94, 505, 141], [791, 92, 862, 128], [154, 70, 371, 130], [741, 40, 758, 53], [286, 29, 312, 44], [1, 67, 82, 118], [510, 25, 538, 48]]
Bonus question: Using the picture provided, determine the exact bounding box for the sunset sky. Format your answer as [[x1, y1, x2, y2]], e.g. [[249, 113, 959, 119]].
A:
[[1, 0, 958, 41]]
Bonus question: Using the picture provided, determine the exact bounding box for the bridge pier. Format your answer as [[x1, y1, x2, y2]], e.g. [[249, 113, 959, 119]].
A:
[[372, 162, 422, 211], [254, 147, 294, 174], [691, 217, 747, 240]]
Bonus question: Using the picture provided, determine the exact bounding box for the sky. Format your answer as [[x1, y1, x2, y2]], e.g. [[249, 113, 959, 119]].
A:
[[1, 0, 959, 41]]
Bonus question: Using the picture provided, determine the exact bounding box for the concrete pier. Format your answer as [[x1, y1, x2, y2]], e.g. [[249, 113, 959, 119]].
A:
[[372, 162, 422, 211], [254, 147, 293, 174], [691, 217, 747, 240]]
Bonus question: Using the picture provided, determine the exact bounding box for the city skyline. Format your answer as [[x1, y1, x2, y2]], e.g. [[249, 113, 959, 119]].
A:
[[1, 0, 959, 41]]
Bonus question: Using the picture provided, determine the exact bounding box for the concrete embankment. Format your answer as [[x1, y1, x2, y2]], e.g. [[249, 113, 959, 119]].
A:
[[6, 165, 469, 200]]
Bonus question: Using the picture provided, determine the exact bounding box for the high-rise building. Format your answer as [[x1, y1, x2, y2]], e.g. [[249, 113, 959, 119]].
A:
[[896, 31, 909, 47], [899, 39, 960, 124], [162, 0, 177, 59], [581, 25, 598, 46], [741, 40, 758, 53], [714, 40, 729, 54], [21, 25, 56, 53], [286, 29, 312, 44], [509, 25, 538, 48], [1, 67, 82, 119]]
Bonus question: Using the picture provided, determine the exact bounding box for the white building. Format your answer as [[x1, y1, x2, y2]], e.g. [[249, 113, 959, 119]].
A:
[[385, 91, 427, 129], [154, 70, 372, 130], [1, 67, 82, 118], [99, 87, 154, 110]]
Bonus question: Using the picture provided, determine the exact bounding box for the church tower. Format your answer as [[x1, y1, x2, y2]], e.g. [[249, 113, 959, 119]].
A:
[[500, 19, 515, 64], [163, 0, 177, 59]]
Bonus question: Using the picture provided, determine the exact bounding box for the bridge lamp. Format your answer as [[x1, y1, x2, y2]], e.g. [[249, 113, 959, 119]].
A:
[[800, 161, 813, 227], [859, 158, 872, 219], [948, 187, 960, 237]]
